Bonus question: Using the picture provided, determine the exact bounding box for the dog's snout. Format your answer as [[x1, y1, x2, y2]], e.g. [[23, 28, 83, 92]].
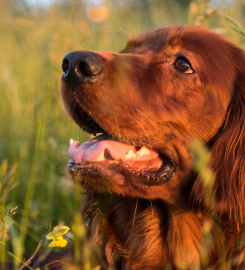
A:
[[62, 51, 103, 85]]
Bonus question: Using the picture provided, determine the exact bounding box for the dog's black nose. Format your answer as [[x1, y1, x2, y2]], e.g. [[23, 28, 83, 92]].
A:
[[62, 51, 103, 85]]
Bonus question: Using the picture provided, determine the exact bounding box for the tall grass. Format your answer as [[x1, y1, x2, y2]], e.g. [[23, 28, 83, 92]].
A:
[[0, 0, 245, 268]]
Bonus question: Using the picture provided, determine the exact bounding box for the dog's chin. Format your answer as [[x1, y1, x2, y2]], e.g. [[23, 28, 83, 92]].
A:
[[66, 105, 176, 193]]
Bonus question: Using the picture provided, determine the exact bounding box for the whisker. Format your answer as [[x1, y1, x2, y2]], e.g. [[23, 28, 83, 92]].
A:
[[132, 103, 158, 128], [133, 199, 138, 226], [99, 28, 134, 39], [113, 112, 121, 139], [125, 59, 149, 69], [150, 200, 153, 220], [131, 117, 152, 148]]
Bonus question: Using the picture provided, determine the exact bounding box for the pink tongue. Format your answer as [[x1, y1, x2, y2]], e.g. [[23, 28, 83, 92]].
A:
[[69, 134, 135, 162]]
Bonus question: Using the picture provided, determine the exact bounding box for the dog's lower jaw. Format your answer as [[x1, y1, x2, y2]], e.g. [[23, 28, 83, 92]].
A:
[[85, 194, 214, 270]]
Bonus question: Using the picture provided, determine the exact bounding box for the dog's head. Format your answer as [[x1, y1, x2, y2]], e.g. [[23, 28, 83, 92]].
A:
[[61, 26, 245, 209]]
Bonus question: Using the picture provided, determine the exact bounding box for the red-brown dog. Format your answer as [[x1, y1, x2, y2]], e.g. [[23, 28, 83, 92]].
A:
[[60, 25, 245, 270]]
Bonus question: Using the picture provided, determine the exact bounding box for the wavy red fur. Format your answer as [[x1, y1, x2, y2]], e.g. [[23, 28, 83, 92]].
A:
[[19, 25, 245, 270]]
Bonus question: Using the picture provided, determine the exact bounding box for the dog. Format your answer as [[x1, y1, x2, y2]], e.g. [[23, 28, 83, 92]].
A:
[[60, 25, 245, 270]]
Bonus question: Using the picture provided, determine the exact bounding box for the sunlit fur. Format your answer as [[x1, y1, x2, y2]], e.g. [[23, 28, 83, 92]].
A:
[[42, 26, 245, 269]]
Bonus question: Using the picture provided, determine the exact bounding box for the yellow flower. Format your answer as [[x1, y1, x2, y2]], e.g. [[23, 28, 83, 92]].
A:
[[46, 225, 70, 248]]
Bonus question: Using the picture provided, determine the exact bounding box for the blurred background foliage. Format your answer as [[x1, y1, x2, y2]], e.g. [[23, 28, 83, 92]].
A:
[[0, 0, 245, 267]]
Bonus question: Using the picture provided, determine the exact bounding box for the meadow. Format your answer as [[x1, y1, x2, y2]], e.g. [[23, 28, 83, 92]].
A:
[[0, 0, 245, 269]]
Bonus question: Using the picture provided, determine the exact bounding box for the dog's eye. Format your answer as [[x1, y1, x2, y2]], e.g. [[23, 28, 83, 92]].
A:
[[174, 58, 193, 74]]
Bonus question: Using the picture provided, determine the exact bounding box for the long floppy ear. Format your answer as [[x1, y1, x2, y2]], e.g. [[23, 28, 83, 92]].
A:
[[191, 49, 245, 230], [211, 67, 245, 226]]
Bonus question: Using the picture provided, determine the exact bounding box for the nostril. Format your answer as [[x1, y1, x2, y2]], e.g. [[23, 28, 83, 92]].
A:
[[78, 61, 91, 76], [62, 58, 69, 74], [77, 60, 103, 76]]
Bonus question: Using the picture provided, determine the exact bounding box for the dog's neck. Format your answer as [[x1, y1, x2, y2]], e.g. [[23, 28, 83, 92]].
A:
[[84, 194, 215, 270]]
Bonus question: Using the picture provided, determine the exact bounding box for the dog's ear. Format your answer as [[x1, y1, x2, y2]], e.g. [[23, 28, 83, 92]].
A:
[[211, 66, 245, 226], [191, 48, 245, 230]]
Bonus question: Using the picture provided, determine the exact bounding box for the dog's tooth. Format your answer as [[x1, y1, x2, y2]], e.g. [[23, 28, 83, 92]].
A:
[[124, 149, 137, 159], [70, 138, 74, 146], [137, 146, 151, 156]]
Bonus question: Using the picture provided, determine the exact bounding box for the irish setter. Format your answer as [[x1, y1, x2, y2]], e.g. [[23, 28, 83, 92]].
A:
[[59, 25, 245, 269]]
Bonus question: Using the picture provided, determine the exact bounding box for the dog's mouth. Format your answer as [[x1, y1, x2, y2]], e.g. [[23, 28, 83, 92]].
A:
[[67, 106, 176, 186]]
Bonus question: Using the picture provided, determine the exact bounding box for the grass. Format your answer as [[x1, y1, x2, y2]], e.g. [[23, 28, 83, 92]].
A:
[[0, 0, 245, 269]]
